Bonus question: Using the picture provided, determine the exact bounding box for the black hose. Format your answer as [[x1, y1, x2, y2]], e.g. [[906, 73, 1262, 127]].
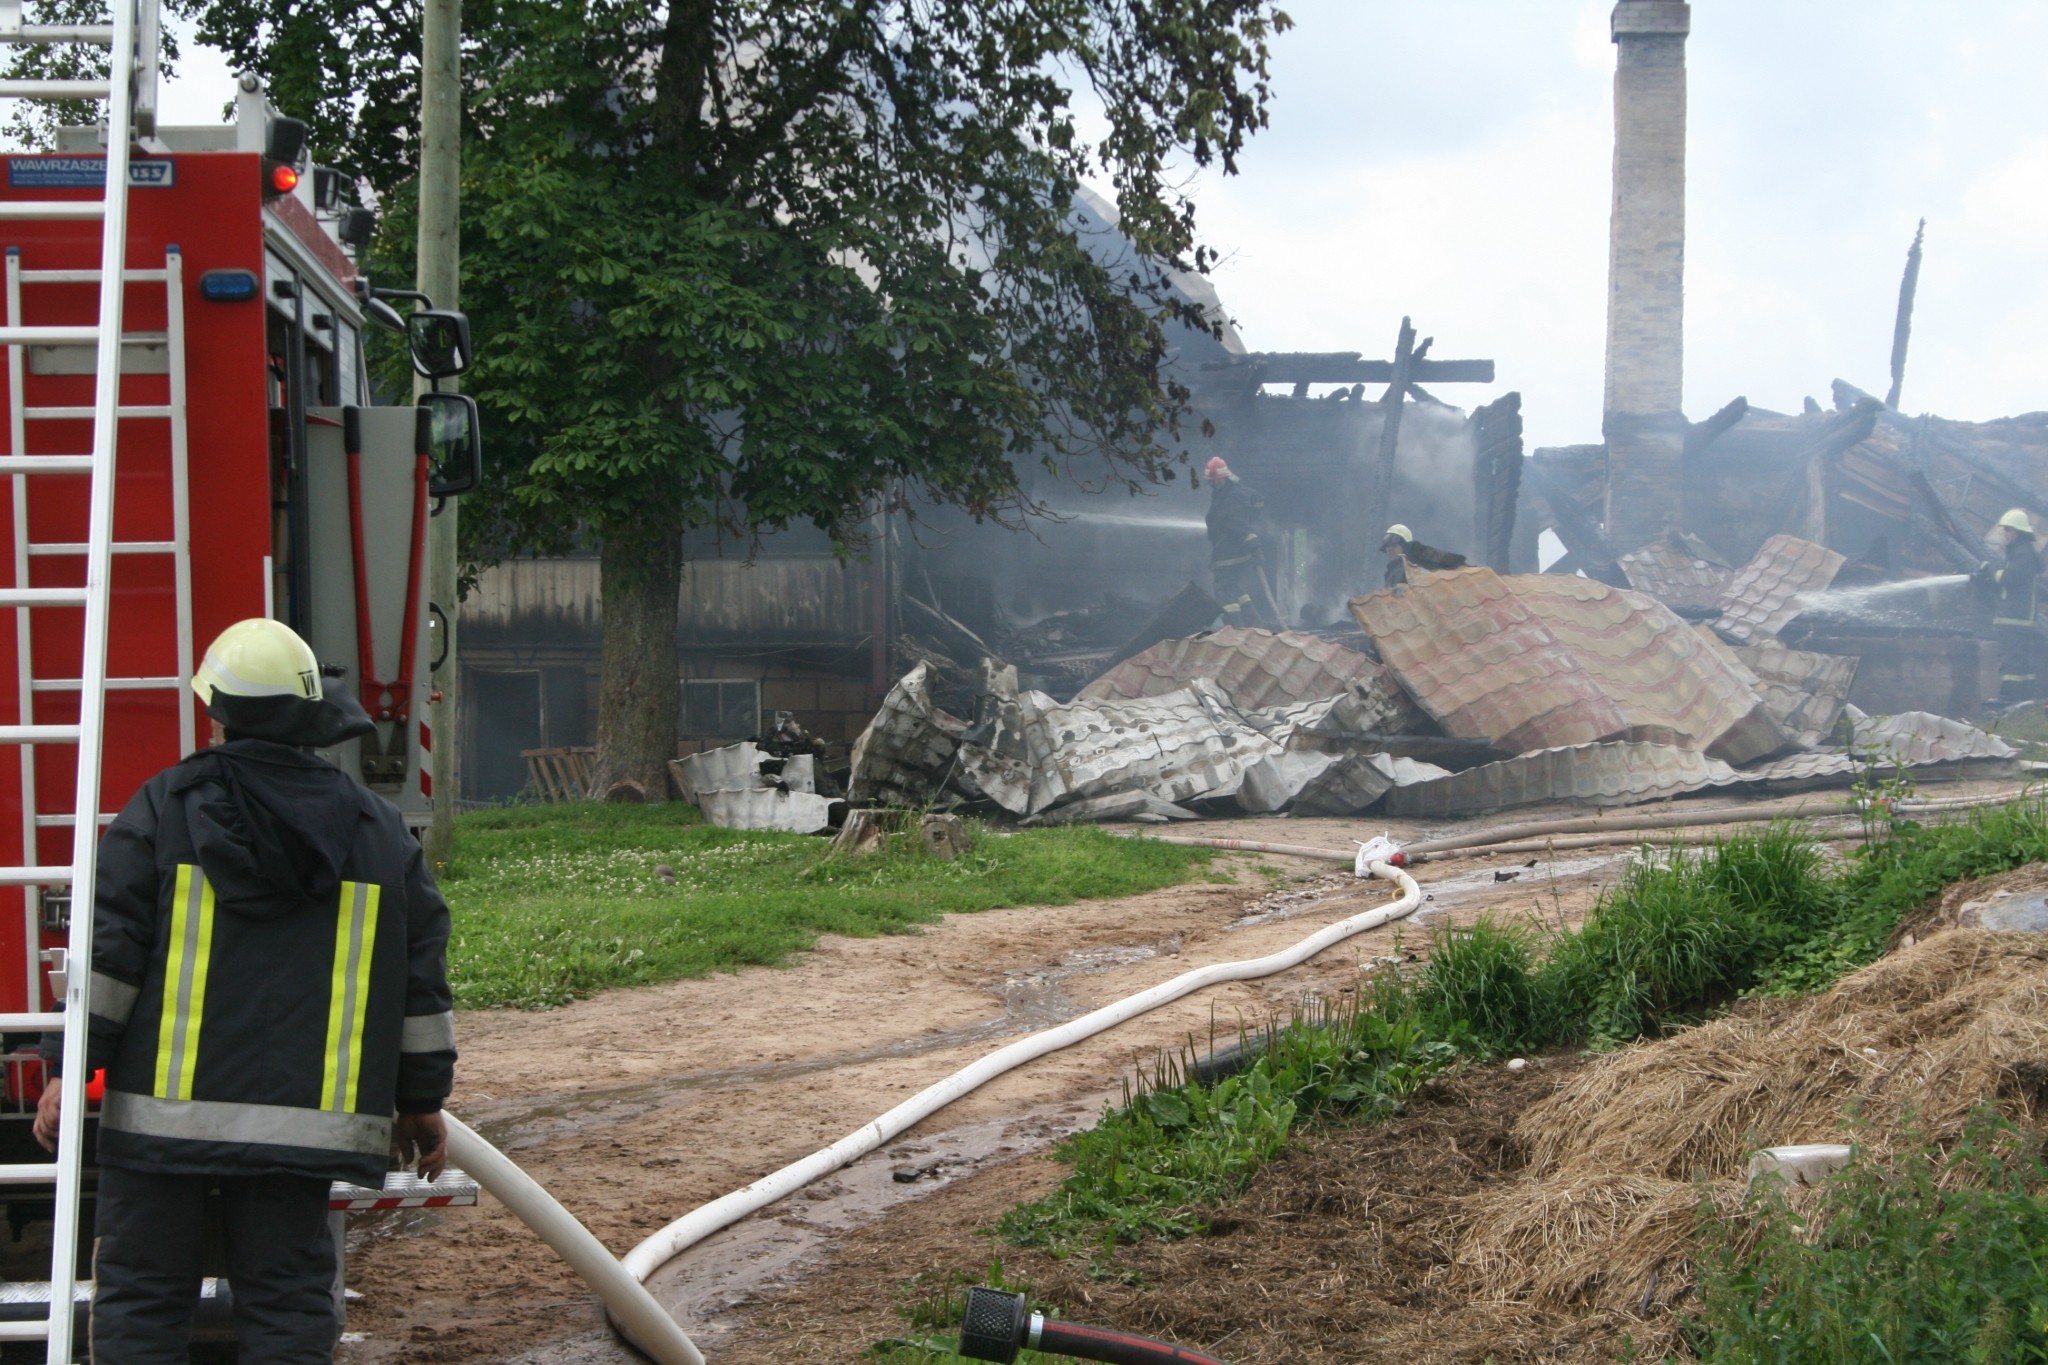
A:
[[1035, 1320, 1232, 1364], [958, 1287, 1234, 1364]]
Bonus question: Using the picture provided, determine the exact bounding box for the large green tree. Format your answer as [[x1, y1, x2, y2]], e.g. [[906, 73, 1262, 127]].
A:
[[203, 0, 1292, 794]]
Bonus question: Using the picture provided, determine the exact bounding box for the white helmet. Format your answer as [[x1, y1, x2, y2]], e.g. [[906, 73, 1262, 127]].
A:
[[193, 618, 322, 705]]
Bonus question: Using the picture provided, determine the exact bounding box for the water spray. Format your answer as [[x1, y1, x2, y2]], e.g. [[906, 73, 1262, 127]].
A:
[[1791, 572, 1969, 622]]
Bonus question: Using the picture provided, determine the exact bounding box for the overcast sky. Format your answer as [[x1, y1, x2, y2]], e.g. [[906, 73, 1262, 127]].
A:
[[161, 2, 2048, 451], [1167, 0, 2048, 449]]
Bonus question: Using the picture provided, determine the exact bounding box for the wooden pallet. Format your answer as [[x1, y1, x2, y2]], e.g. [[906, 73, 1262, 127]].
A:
[[522, 746, 597, 802]]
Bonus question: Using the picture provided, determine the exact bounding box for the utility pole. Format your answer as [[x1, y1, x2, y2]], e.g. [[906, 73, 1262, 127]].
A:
[[419, 0, 460, 865]]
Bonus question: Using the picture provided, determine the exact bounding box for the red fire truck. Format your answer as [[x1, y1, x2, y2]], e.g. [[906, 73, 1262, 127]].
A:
[[0, 27, 481, 1356], [0, 74, 478, 1022]]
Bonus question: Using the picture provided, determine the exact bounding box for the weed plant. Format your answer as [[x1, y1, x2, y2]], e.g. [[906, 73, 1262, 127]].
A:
[[1415, 915, 1553, 1054], [1686, 1109, 2048, 1363], [440, 805, 1212, 1008], [867, 1260, 1063, 1362], [1766, 799, 2048, 995], [996, 983, 1454, 1256]]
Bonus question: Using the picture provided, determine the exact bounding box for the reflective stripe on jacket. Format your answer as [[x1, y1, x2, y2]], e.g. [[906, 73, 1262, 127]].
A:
[[67, 740, 455, 1186]]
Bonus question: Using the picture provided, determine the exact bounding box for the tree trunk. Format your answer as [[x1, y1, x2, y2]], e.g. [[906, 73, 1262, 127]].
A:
[[596, 498, 684, 800]]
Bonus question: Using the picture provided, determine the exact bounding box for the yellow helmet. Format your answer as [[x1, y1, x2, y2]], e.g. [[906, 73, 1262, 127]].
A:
[[1998, 508, 2035, 535], [192, 618, 322, 705], [1384, 524, 1413, 543]]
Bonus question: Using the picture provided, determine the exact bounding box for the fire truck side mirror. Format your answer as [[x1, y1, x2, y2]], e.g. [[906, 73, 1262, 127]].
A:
[[406, 309, 472, 379], [419, 392, 482, 498]]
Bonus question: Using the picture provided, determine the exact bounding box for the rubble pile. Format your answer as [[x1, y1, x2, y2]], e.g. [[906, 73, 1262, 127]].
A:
[[824, 532, 2023, 827]]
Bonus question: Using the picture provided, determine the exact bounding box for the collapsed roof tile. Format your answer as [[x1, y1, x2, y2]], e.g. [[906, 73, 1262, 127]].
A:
[[1508, 575, 1790, 763], [1730, 750, 1860, 787], [1713, 534, 1845, 643], [1849, 710, 2017, 767], [1734, 641, 1860, 749], [1351, 567, 1630, 753], [1383, 741, 1741, 817], [1618, 536, 1733, 610], [1080, 626, 1419, 725]]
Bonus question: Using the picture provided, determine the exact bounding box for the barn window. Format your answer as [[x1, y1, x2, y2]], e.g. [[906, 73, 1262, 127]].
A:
[[679, 679, 761, 739]]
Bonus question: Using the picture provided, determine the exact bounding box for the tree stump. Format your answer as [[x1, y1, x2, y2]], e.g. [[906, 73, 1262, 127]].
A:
[[831, 808, 892, 856], [918, 813, 973, 861]]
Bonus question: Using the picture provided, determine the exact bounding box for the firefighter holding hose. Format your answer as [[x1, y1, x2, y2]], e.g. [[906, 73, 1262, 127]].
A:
[[1203, 456, 1278, 626], [1976, 509, 2043, 704], [34, 618, 458, 1360]]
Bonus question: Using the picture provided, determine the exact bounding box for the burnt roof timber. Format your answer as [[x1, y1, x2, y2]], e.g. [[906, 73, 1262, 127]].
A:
[[1204, 352, 1496, 385]]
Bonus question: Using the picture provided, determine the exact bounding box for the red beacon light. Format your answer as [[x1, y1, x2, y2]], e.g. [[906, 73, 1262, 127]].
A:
[[260, 114, 309, 202]]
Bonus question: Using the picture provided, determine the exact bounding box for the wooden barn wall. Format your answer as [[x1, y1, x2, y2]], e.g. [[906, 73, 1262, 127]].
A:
[[460, 555, 874, 647]]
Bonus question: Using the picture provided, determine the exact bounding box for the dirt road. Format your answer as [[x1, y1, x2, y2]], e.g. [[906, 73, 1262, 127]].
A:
[[333, 807, 1654, 1365]]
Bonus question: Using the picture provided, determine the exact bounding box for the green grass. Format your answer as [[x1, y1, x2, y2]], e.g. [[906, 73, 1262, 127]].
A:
[[994, 984, 1454, 1258], [1687, 1108, 2048, 1363], [981, 800, 2048, 1281], [439, 805, 1214, 1008]]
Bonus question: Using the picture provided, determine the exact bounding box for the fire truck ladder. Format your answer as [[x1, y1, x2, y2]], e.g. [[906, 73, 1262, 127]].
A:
[[0, 0, 166, 1357]]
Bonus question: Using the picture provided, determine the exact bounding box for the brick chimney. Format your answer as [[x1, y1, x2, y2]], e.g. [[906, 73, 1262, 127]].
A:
[[1601, 0, 1690, 552]]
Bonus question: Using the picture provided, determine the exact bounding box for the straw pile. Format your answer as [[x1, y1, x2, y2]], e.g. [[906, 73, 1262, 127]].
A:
[[1453, 928, 2048, 1319]]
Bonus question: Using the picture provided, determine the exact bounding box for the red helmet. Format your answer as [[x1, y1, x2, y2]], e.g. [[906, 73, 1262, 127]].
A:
[[1203, 456, 1230, 484]]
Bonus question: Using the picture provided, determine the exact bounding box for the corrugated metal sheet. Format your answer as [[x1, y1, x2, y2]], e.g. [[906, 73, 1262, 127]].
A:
[[1240, 684, 1421, 750], [1027, 791, 1203, 825], [1509, 576, 1789, 762], [1735, 642, 1860, 749], [670, 742, 815, 800], [1292, 752, 1451, 816], [953, 673, 1283, 815], [1031, 680, 1283, 810], [1384, 741, 1739, 817], [847, 663, 968, 806], [1351, 568, 1629, 753], [1729, 751, 1860, 786], [1079, 627, 1416, 722], [1618, 540, 1732, 610], [1850, 710, 2017, 766], [1236, 750, 1340, 814], [695, 786, 842, 833], [1714, 534, 1845, 643]]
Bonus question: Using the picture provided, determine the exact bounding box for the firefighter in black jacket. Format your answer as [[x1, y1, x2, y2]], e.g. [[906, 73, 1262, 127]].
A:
[[1380, 524, 1467, 589], [1976, 508, 2043, 703], [34, 618, 457, 1362], [1204, 456, 1273, 626]]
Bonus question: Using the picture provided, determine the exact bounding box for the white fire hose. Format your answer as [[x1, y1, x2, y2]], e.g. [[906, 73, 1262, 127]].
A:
[[442, 1113, 707, 1364], [441, 857, 1421, 1364]]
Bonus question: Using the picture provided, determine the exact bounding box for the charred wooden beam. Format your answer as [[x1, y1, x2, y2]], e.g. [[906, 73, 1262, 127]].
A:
[[1199, 351, 1496, 386], [1525, 458, 1627, 586], [1682, 395, 1748, 460], [1468, 392, 1525, 572]]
